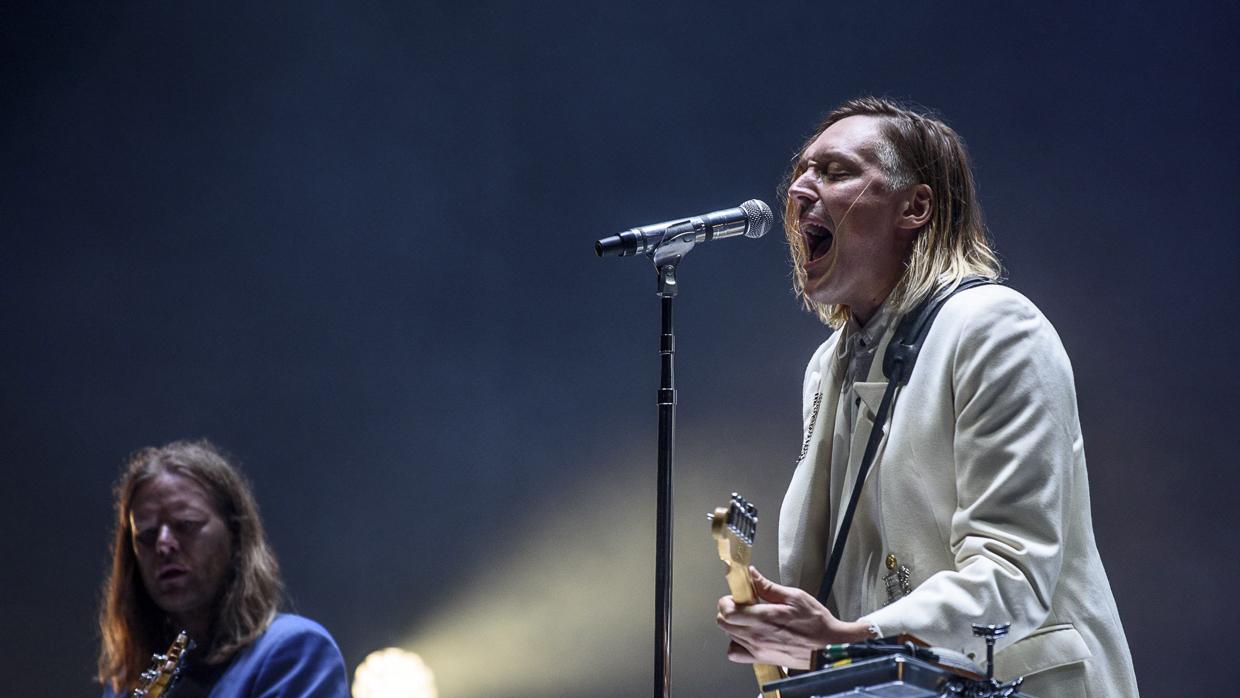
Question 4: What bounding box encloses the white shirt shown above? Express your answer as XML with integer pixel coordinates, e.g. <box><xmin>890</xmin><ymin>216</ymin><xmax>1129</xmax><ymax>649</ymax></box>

<box><xmin>826</xmin><ymin>300</ymin><xmax>895</xmax><ymax>619</ymax></box>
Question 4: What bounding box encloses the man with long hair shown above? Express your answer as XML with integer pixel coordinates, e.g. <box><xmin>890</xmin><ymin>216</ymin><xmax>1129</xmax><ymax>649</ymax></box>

<box><xmin>97</xmin><ymin>439</ymin><xmax>348</xmax><ymax>697</ymax></box>
<box><xmin>715</xmin><ymin>98</ymin><xmax>1138</xmax><ymax>695</ymax></box>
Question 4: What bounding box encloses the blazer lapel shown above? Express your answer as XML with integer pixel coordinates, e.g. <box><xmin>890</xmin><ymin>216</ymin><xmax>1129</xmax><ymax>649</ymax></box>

<box><xmin>780</xmin><ymin>341</ymin><xmax>845</xmax><ymax>593</ymax></box>
<box><xmin>831</xmin><ymin>325</ymin><xmax>898</xmax><ymax>543</ymax></box>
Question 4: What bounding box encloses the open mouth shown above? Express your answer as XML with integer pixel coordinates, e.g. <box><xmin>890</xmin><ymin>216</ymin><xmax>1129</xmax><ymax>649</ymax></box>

<box><xmin>803</xmin><ymin>222</ymin><xmax>833</xmax><ymax>263</ymax></box>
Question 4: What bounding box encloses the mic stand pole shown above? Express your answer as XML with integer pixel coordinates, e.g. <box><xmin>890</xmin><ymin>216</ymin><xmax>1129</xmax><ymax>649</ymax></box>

<box><xmin>650</xmin><ymin>236</ymin><xmax>694</xmax><ymax>698</ymax></box>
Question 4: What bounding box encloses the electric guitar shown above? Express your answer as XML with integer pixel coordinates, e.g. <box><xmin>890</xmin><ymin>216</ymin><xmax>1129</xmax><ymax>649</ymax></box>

<box><xmin>710</xmin><ymin>492</ymin><xmax>787</xmax><ymax>698</ymax></box>
<box><xmin>131</xmin><ymin>631</ymin><xmax>191</xmax><ymax>698</ymax></box>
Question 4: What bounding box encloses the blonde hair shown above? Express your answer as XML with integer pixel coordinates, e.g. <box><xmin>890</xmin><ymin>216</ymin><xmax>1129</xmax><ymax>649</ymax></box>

<box><xmin>781</xmin><ymin>97</ymin><xmax>1002</xmax><ymax>327</ymax></box>
<box><xmin>97</xmin><ymin>439</ymin><xmax>285</xmax><ymax>693</ymax></box>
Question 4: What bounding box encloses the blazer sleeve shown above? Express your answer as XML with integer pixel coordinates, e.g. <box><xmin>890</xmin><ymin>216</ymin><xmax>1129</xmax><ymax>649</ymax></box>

<box><xmin>863</xmin><ymin>291</ymin><xmax>1080</xmax><ymax>649</ymax></box>
<box><xmin>248</xmin><ymin>617</ymin><xmax>350</xmax><ymax>698</ymax></box>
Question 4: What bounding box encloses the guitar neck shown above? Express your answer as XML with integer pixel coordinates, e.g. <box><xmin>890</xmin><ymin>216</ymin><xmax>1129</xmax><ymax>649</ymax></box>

<box><xmin>721</xmin><ymin>559</ymin><xmax>785</xmax><ymax>698</ymax></box>
<box><xmin>711</xmin><ymin>494</ymin><xmax>786</xmax><ymax>698</ymax></box>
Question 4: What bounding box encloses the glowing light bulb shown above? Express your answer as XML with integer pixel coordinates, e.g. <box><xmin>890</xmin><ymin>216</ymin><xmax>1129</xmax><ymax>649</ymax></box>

<box><xmin>352</xmin><ymin>647</ymin><xmax>437</xmax><ymax>698</ymax></box>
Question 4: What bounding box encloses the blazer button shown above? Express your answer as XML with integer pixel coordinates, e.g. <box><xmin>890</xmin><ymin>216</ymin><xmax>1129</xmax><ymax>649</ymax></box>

<box><xmin>886</xmin><ymin>553</ymin><xmax>898</xmax><ymax>570</ymax></box>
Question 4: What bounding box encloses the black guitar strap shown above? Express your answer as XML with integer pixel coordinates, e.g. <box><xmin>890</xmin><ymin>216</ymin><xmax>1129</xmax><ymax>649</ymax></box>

<box><xmin>815</xmin><ymin>276</ymin><xmax>996</xmax><ymax>605</ymax></box>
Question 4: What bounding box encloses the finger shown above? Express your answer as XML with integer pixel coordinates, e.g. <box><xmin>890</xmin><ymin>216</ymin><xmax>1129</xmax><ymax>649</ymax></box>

<box><xmin>726</xmin><ymin>640</ymin><xmax>757</xmax><ymax>664</ymax></box>
<box><xmin>749</xmin><ymin>566</ymin><xmax>798</xmax><ymax>604</ymax></box>
<box><xmin>717</xmin><ymin>602</ymin><xmax>776</xmax><ymax>628</ymax></box>
<box><xmin>733</xmin><ymin>638</ymin><xmax>809</xmax><ymax>669</ymax></box>
<box><xmin>717</xmin><ymin>614</ymin><xmax>784</xmax><ymax>654</ymax></box>
<box><xmin>716</xmin><ymin>607</ymin><xmax>765</xmax><ymax>637</ymax></box>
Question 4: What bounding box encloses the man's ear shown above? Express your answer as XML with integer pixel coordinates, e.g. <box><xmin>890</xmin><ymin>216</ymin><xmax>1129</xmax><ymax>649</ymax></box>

<box><xmin>897</xmin><ymin>184</ymin><xmax>933</xmax><ymax>230</ymax></box>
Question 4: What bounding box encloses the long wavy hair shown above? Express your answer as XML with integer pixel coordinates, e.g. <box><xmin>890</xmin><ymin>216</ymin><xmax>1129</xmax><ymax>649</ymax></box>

<box><xmin>97</xmin><ymin>439</ymin><xmax>285</xmax><ymax>693</ymax></box>
<box><xmin>781</xmin><ymin>96</ymin><xmax>1002</xmax><ymax>327</ymax></box>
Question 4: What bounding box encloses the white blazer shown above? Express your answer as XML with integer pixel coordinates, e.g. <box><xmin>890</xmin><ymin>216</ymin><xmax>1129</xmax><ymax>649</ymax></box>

<box><xmin>778</xmin><ymin>285</ymin><xmax>1138</xmax><ymax>696</ymax></box>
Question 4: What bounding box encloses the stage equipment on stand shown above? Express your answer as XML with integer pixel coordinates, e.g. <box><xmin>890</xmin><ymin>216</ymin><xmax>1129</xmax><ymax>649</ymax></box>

<box><xmin>768</xmin><ymin>627</ymin><xmax>1030</xmax><ymax>698</ymax></box>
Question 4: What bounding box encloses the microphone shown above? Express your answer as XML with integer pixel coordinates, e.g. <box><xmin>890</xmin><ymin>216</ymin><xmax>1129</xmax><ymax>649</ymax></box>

<box><xmin>594</xmin><ymin>199</ymin><xmax>773</xmax><ymax>257</ymax></box>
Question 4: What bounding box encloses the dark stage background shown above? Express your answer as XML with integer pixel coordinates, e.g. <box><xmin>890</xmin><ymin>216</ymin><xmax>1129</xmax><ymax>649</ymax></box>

<box><xmin>3</xmin><ymin>2</ymin><xmax>1237</xmax><ymax>695</ymax></box>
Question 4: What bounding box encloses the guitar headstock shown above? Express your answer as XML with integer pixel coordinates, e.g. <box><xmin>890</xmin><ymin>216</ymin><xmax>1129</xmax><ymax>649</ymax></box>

<box><xmin>133</xmin><ymin>631</ymin><xmax>192</xmax><ymax>698</ymax></box>
<box><xmin>709</xmin><ymin>492</ymin><xmax>757</xmax><ymax>568</ymax></box>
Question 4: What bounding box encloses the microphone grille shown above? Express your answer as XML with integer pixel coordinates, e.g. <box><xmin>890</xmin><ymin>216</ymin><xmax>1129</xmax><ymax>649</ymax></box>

<box><xmin>740</xmin><ymin>199</ymin><xmax>773</xmax><ymax>239</ymax></box>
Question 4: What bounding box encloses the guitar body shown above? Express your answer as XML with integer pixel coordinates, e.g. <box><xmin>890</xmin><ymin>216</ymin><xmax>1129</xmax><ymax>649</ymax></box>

<box><xmin>710</xmin><ymin>493</ymin><xmax>787</xmax><ymax>698</ymax></box>
<box><xmin>132</xmin><ymin>631</ymin><xmax>191</xmax><ymax>698</ymax></box>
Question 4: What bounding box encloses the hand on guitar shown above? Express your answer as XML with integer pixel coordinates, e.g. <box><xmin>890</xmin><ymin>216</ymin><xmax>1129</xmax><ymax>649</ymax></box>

<box><xmin>716</xmin><ymin>566</ymin><xmax>874</xmax><ymax>670</ymax></box>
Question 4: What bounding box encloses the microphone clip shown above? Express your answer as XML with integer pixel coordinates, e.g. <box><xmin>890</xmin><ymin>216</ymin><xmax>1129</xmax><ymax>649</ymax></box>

<box><xmin>653</xmin><ymin>235</ymin><xmax>696</xmax><ymax>298</ymax></box>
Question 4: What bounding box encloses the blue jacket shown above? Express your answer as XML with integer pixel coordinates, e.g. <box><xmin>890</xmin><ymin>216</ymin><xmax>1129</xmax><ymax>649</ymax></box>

<box><xmin>105</xmin><ymin>613</ymin><xmax>348</xmax><ymax>697</ymax></box>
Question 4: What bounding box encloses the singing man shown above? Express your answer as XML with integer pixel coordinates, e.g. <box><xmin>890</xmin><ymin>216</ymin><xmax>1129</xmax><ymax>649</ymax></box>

<box><xmin>715</xmin><ymin>97</ymin><xmax>1138</xmax><ymax>696</ymax></box>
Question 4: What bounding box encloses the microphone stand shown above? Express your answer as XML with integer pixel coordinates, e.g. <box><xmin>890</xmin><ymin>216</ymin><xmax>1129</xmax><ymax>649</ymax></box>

<box><xmin>650</xmin><ymin>236</ymin><xmax>695</xmax><ymax>698</ymax></box>
<box><xmin>596</xmin><ymin>201</ymin><xmax>769</xmax><ymax>697</ymax></box>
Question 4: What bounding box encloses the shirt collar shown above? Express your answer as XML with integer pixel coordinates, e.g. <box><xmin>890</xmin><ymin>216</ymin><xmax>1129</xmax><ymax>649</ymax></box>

<box><xmin>836</xmin><ymin>296</ymin><xmax>896</xmax><ymax>359</ymax></box>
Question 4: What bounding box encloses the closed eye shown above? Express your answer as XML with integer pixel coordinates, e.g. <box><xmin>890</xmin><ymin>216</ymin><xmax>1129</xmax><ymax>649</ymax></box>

<box><xmin>131</xmin><ymin>519</ymin><xmax>205</xmax><ymax>546</ymax></box>
<box><xmin>173</xmin><ymin>519</ymin><xmax>205</xmax><ymax>535</ymax></box>
<box><xmin>134</xmin><ymin>527</ymin><xmax>158</xmax><ymax>547</ymax></box>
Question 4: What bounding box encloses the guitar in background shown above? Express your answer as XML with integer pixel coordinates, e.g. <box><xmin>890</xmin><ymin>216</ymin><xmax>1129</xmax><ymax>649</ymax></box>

<box><xmin>131</xmin><ymin>631</ymin><xmax>191</xmax><ymax>698</ymax></box>
<box><xmin>710</xmin><ymin>493</ymin><xmax>787</xmax><ymax>698</ymax></box>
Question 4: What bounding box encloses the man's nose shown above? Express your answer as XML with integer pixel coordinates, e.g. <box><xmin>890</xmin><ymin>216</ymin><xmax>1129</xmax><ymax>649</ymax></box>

<box><xmin>155</xmin><ymin>524</ymin><xmax>177</xmax><ymax>555</ymax></box>
<box><xmin>788</xmin><ymin>169</ymin><xmax>819</xmax><ymax>207</ymax></box>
